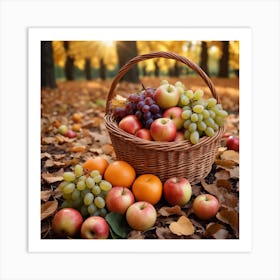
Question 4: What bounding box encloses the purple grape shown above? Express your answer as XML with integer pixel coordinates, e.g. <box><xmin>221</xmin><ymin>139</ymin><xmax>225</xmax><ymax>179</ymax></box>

<box><xmin>152</xmin><ymin>113</ymin><xmax>162</xmax><ymax>120</ymax></box>
<box><xmin>142</xmin><ymin>105</ymin><xmax>150</xmax><ymax>113</ymax></box>
<box><xmin>113</xmin><ymin>107</ymin><xmax>126</xmax><ymax>118</ymax></box>
<box><xmin>143</xmin><ymin>111</ymin><xmax>152</xmax><ymax>120</ymax></box>
<box><xmin>144</xmin><ymin>118</ymin><xmax>154</xmax><ymax>129</ymax></box>
<box><xmin>137</xmin><ymin>100</ymin><xmax>145</xmax><ymax>110</ymax></box>
<box><xmin>150</xmin><ymin>104</ymin><xmax>160</xmax><ymax>114</ymax></box>
<box><xmin>145</xmin><ymin>88</ymin><xmax>155</xmax><ymax>98</ymax></box>
<box><xmin>127</xmin><ymin>93</ymin><xmax>139</xmax><ymax>102</ymax></box>
<box><xmin>135</xmin><ymin>110</ymin><xmax>143</xmax><ymax>120</ymax></box>
<box><xmin>144</xmin><ymin>97</ymin><xmax>154</xmax><ymax>106</ymax></box>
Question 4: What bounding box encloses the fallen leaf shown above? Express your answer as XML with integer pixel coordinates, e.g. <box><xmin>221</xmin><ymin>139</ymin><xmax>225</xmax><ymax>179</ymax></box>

<box><xmin>216</xmin><ymin>179</ymin><xmax>231</xmax><ymax>190</ymax></box>
<box><xmin>70</xmin><ymin>145</ymin><xmax>87</xmax><ymax>153</ymax></box>
<box><xmin>156</xmin><ymin>227</ymin><xmax>177</xmax><ymax>239</ymax></box>
<box><xmin>216</xmin><ymin>208</ymin><xmax>239</xmax><ymax>233</ymax></box>
<box><xmin>206</xmin><ymin>223</ymin><xmax>229</xmax><ymax>239</ymax></box>
<box><xmin>201</xmin><ymin>179</ymin><xmax>223</xmax><ymax>202</ymax></box>
<box><xmin>215</xmin><ymin>159</ymin><xmax>237</xmax><ymax>169</ymax></box>
<box><xmin>41</xmin><ymin>190</ymin><xmax>52</xmax><ymax>202</ymax></box>
<box><xmin>158</xmin><ymin>205</ymin><xmax>186</xmax><ymax>217</ymax></box>
<box><xmin>220</xmin><ymin>150</ymin><xmax>239</xmax><ymax>164</ymax></box>
<box><xmin>42</xmin><ymin>168</ymin><xmax>64</xmax><ymax>183</ymax></box>
<box><xmin>102</xmin><ymin>143</ymin><xmax>114</xmax><ymax>155</ymax></box>
<box><xmin>229</xmin><ymin>166</ymin><xmax>239</xmax><ymax>178</ymax></box>
<box><xmin>44</xmin><ymin>159</ymin><xmax>65</xmax><ymax>168</ymax></box>
<box><xmin>41</xmin><ymin>200</ymin><xmax>58</xmax><ymax>220</ymax></box>
<box><xmin>169</xmin><ymin>216</ymin><xmax>195</xmax><ymax>236</ymax></box>
<box><xmin>215</xmin><ymin>169</ymin><xmax>230</xmax><ymax>180</ymax></box>
<box><xmin>127</xmin><ymin>230</ymin><xmax>145</xmax><ymax>239</ymax></box>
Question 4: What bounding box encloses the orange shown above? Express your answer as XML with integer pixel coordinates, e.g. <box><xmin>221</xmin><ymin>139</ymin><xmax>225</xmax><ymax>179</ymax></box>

<box><xmin>72</xmin><ymin>113</ymin><xmax>83</xmax><ymax>123</ymax></box>
<box><xmin>82</xmin><ymin>157</ymin><xmax>109</xmax><ymax>176</ymax></box>
<box><xmin>132</xmin><ymin>174</ymin><xmax>162</xmax><ymax>205</ymax></box>
<box><xmin>104</xmin><ymin>161</ymin><xmax>136</xmax><ymax>188</ymax></box>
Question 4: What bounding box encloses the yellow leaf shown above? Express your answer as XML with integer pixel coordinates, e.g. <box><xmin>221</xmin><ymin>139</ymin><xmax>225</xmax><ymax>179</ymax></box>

<box><xmin>169</xmin><ymin>216</ymin><xmax>195</xmax><ymax>236</ymax></box>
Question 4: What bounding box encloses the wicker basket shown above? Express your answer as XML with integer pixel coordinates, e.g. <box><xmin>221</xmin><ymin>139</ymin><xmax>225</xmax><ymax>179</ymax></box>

<box><xmin>104</xmin><ymin>51</ymin><xmax>225</xmax><ymax>183</ymax></box>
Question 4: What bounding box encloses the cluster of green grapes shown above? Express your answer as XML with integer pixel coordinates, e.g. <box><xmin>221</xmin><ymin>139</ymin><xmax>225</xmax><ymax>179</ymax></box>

<box><xmin>177</xmin><ymin>84</ymin><xmax>228</xmax><ymax>144</ymax></box>
<box><xmin>58</xmin><ymin>164</ymin><xmax>112</xmax><ymax>217</ymax></box>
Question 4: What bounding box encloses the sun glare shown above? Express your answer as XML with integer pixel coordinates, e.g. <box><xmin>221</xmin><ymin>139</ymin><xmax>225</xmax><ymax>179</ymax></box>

<box><xmin>102</xmin><ymin>40</ymin><xmax>114</xmax><ymax>47</ymax></box>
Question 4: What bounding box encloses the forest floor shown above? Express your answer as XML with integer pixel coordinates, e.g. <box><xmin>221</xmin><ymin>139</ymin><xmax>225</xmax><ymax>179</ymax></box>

<box><xmin>41</xmin><ymin>76</ymin><xmax>239</xmax><ymax>239</ymax></box>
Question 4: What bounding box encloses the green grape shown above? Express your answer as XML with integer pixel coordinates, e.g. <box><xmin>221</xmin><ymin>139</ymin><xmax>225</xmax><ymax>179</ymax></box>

<box><xmin>72</xmin><ymin>197</ymin><xmax>83</xmax><ymax>209</ymax></box>
<box><xmin>99</xmin><ymin>208</ymin><xmax>107</xmax><ymax>217</ymax></box>
<box><xmin>81</xmin><ymin>188</ymin><xmax>91</xmax><ymax>198</ymax></box>
<box><xmin>191</xmin><ymin>113</ymin><xmax>199</xmax><ymax>122</ymax></box>
<box><xmin>209</xmin><ymin>110</ymin><xmax>216</xmax><ymax>119</ymax></box>
<box><xmin>78</xmin><ymin>175</ymin><xmax>86</xmax><ymax>182</ymax></box>
<box><xmin>188</xmin><ymin>122</ymin><xmax>197</xmax><ymax>132</ymax></box>
<box><xmin>212</xmin><ymin>123</ymin><xmax>219</xmax><ymax>131</ymax></box>
<box><xmin>63</xmin><ymin>192</ymin><xmax>72</xmax><ymax>200</ymax></box>
<box><xmin>57</xmin><ymin>181</ymin><xmax>68</xmax><ymax>192</ymax></box>
<box><xmin>100</xmin><ymin>190</ymin><xmax>109</xmax><ymax>198</ymax></box>
<box><xmin>86</xmin><ymin>177</ymin><xmax>95</xmax><ymax>189</ymax></box>
<box><xmin>92</xmin><ymin>185</ymin><xmax>101</xmax><ymax>195</ymax></box>
<box><xmin>197</xmin><ymin>121</ymin><xmax>207</xmax><ymax>131</ymax></box>
<box><xmin>94</xmin><ymin>196</ymin><xmax>105</xmax><ymax>209</ymax></box>
<box><xmin>99</xmin><ymin>180</ymin><xmax>112</xmax><ymax>191</ymax></box>
<box><xmin>175</xmin><ymin>81</ymin><xmax>184</xmax><ymax>88</ymax></box>
<box><xmin>201</xmin><ymin>109</ymin><xmax>210</xmax><ymax>119</ymax></box>
<box><xmin>90</xmin><ymin>170</ymin><xmax>100</xmax><ymax>178</ymax></box>
<box><xmin>63</xmin><ymin>183</ymin><xmax>75</xmax><ymax>194</ymax></box>
<box><xmin>181</xmin><ymin>109</ymin><xmax>192</xmax><ymax>120</ymax></box>
<box><xmin>93</xmin><ymin>174</ymin><xmax>102</xmax><ymax>184</ymax></box>
<box><xmin>74</xmin><ymin>164</ymin><xmax>83</xmax><ymax>177</ymax></box>
<box><xmin>205</xmin><ymin>117</ymin><xmax>215</xmax><ymax>127</ymax></box>
<box><xmin>215</xmin><ymin>116</ymin><xmax>225</xmax><ymax>126</ymax></box>
<box><xmin>190</xmin><ymin>131</ymin><xmax>200</xmax><ymax>144</ymax></box>
<box><xmin>183</xmin><ymin>119</ymin><xmax>191</xmax><ymax>129</ymax></box>
<box><xmin>217</xmin><ymin>109</ymin><xmax>228</xmax><ymax>118</ymax></box>
<box><xmin>80</xmin><ymin>205</ymin><xmax>89</xmax><ymax>217</ymax></box>
<box><xmin>61</xmin><ymin>200</ymin><xmax>72</xmax><ymax>209</ymax></box>
<box><xmin>205</xmin><ymin>127</ymin><xmax>215</xmax><ymax>137</ymax></box>
<box><xmin>93</xmin><ymin>209</ymin><xmax>101</xmax><ymax>216</ymax></box>
<box><xmin>88</xmin><ymin>203</ymin><xmax>98</xmax><ymax>215</ymax></box>
<box><xmin>63</xmin><ymin>172</ymin><xmax>76</xmax><ymax>182</ymax></box>
<box><xmin>197</xmin><ymin>113</ymin><xmax>203</xmax><ymax>121</ymax></box>
<box><xmin>182</xmin><ymin>105</ymin><xmax>191</xmax><ymax>111</ymax></box>
<box><xmin>193</xmin><ymin>104</ymin><xmax>204</xmax><ymax>114</ymax></box>
<box><xmin>186</xmin><ymin>90</ymin><xmax>194</xmax><ymax>99</ymax></box>
<box><xmin>180</xmin><ymin>95</ymin><xmax>190</xmax><ymax>106</ymax></box>
<box><xmin>76</xmin><ymin>180</ymin><xmax>86</xmax><ymax>191</ymax></box>
<box><xmin>71</xmin><ymin>189</ymin><xmax>81</xmax><ymax>201</ymax></box>
<box><xmin>184</xmin><ymin>130</ymin><xmax>190</xmax><ymax>140</ymax></box>
<box><xmin>84</xmin><ymin>192</ymin><xmax>94</xmax><ymax>205</ymax></box>
<box><xmin>193</xmin><ymin>89</ymin><xmax>204</xmax><ymax>100</ymax></box>
<box><xmin>207</xmin><ymin>98</ymin><xmax>217</xmax><ymax>108</ymax></box>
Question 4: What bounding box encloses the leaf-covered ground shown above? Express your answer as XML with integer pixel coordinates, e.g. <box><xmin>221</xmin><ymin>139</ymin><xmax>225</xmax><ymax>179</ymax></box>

<box><xmin>41</xmin><ymin>77</ymin><xmax>239</xmax><ymax>239</ymax></box>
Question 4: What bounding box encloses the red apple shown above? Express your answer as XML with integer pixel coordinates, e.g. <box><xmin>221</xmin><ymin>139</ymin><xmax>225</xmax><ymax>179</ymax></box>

<box><xmin>126</xmin><ymin>201</ymin><xmax>157</xmax><ymax>231</ymax></box>
<box><xmin>52</xmin><ymin>208</ymin><xmax>83</xmax><ymax>238</ymax></box>
<box><xmin>150</xmin><ymin>118</ymin><xmax>177</xmax><ymax>141</ymax></box>
<box><xmin>226</xmin><ymin>136</ymin><xmax>239</xmax><ymax>152</ymax></box>
<box><xmin>118</xmin><ymin>115</ymin><xmax>142</xmax><ymax>135</ymax></box>
<box><xmin>105</xmin><ymin>186</ymin><xmax>135</xmax><ymax>215</ymax></box>
<box><xmin>163</xmin><ymin>177</ymin><xmax>192</xmax><ymax>206</ymax></box>
<box><xmin>80</xmin><ymin>216</ymin><xmax>109</xmax><ymax>239</ymax></box>
<box><xmin>154</xmin><ymin>84</ymin><xmax>180</xmax><ymax>109</ymax></box>
<box><xmin>135</xmin><ymin>128</ymin><xmax>152</xmax><ymax>141</ymax></box>
<box><xmin>174</xmin><ymin>131</ymin><xmax>185</xmax><ymax>142</ymax></box>
<box><xmin>192</xmin><ymin>194</ymin><xmax>219</xmax><ymax>220</ymax></box>
<box><xmin>65</xmin><ymin>129</ymin><xmax>76</xmax><ymax>138</ymax></box>
<box><xmin>163</xmin><ymin>107</ymin><xmax>184</xmax><ymax>130</ymax></box>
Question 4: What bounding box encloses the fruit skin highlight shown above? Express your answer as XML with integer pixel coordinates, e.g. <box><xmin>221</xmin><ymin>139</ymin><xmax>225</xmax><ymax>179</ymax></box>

<box><xmin>126</xmin><ymin>201</ymin><xmax>157</xmax><ymax>231</ymax></box>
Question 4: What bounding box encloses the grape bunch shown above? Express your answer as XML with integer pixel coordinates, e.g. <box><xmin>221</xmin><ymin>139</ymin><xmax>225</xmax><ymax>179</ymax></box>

<box><xmin>58</xmin><ymin>164</ymin><xmax>112</xmax><ymax>218</ymax></box>
<box><xmin>180</xmin><ymin>89</ymin><xmax>228</xmax><ymax>144</ymax></box>
<box><xmin>113</xmin><ymin>87</ymin><xmax>163</xmax><ymax>128</ymax></box>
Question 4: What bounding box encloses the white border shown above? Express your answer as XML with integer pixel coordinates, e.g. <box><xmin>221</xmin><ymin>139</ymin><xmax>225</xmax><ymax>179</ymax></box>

<box><xmin>28</xmin><ymin>27</ymin><xmax>252</xmax><ymax>253</ymax></box>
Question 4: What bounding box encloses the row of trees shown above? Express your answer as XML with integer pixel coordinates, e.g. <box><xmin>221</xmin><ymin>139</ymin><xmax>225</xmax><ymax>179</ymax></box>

<box><xmin>41</xmin><ymin>40</ymin><xmax>239</xmax><ymax>88</ymax></box>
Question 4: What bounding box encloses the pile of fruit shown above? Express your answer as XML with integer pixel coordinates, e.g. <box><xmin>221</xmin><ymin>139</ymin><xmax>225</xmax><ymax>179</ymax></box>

<box><xmin>52</xmin><ymin>156</ymin><xmax>220</xmax><ymax>239</ymax></box>
<box><xmin>112</xmin><ymin>80</ymin><xmax>228</xmax><ymax>144</ymax></box>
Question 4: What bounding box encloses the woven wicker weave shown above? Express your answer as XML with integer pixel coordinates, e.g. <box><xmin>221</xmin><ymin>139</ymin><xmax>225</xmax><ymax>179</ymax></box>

<box><xmin>104</xmin><ymin>51</ymin><xmax>225</xmax><ymax>183</ymax></box>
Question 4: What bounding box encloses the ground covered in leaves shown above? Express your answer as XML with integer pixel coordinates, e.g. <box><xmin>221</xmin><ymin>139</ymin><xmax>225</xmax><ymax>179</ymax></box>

<box><xmin>41</xmin><ymin>77</ymin><xmax>239</xmax><ymax>239</ymax></box>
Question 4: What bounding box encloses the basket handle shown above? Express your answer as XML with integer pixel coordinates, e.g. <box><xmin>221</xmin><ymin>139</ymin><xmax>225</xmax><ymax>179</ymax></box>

<box><xmin>106</xmin><ymin>51</ymin><xmax>219</xmax><ymax>113</ymax></box>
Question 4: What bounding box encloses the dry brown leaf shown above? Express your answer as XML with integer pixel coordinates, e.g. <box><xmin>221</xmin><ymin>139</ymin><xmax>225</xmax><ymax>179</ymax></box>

<box><xmin>206</xmin><ymin>223</ymin><xmax>229</xmax><ymax>239</ymax></box>
<box><xmin>229</xmin><ymin>166</ymin><xmax>239</xmax><ymax>178</ymax></box>
<box><xmin>201</xmin><ymin>179</ymin><xmax>223</xmax><ymax>202</ymax></box>
<box><xmin>158</xmin><ymin>205</ymin><xmax>186</xmax><ymax>217</ymax></box>
<box><xmin>42</xmin><ymin>168</ymin><xmax>64</xmax><ymax>183</ymax></box>
<box><xmin>41</xmin><ymin>200</ymin><xmax>58</xmax><ymax>220</ymax></box>
<box><xmin>215</xmin><ymin>159</ymin><xmax>237</xmax><ymax>169</ymax></box>
<box><xmin>127</xmin><ymin>230</ymin><xmax>145</xmax><ymax>239</ymax></box>
<box><xmin>44</xmin><ymin>159</ymin><xmax>65</xmax><ymax>168</ymax></box>
<box><xmin>216</xmin><ymin>179</ymin><xmax>231</xmax><ymax>190</ymax></box>
<box><xmin>169</xmin><ymin>216</ymin><xmax>195</xmax><ymax>236</ymax></box>
<box><xmin>220</xmin><ymin>150</ymin><xmax>239</xmax><ymax>164</ymax></box>
<box><xmin>215</xmin><ymin>169</ymin><xmax>230</xmax><ymax>180</ymax></box>
<box><xmin>41</xmin><ymin>190</ymin><xmax>52</xmax><ymax>202</ymax></box>
<box><xmin>216</xmin><ymin>208</ymin><xmax>239</xmax><ymax>233</ymax></box>
<box><xmin>70</xmin><ymin>145</ymin><xmax>87</xmax><ymax>153</ymax></box>
<box><xmin>41</xmin><ymin>152</ymin><xmax>52</xmax><ymax>159</ymax></box>
<box><xmin>102</xmin><ymin>143</ymin><xmax>114</xmax><ymax>155</ymax></box>
<box><xmin>156</xmin><ymin>227</ymin><xmax>177</xmax><ymax>239</ymax></box>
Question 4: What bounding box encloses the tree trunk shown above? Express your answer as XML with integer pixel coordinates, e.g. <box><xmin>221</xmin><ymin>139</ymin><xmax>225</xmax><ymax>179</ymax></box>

<box><xmin>169</xmin><ymin>62</ymin><xmax>180</xmax><ymax>77</ymax></box>
<box><xmin>154</xmin><ymin>60</ymin><xmax>159</xmax><ymax>77</ymax></box>
<box><xmin>218</xmin><ymin>41</ymin><xmax>229</xmax><ymax>77</ymax></box>
<box><xmin>200</xmin><ymin>41</ymin><xmax>209</xmax><ymax>75</ymax></box>
<box><xmin>99</xmin><ymin>58</ymin><xmax>106</xmax><ymax>80</ymax></box>
<box><xmin>41</xmin><ymin>41</ymin><xmax>56</xmax><ymax>89</ymax></box>
<box><xmin>63</xmin><ymin>41</ymin><xmax>75</xmax><ymax>81</ymax></box>
<box><xmin>116</xmin><ymin>41</ymin><xmax>139</xmax><ymax>83</ymax></box>
<box><xmin>85</xmin><ymin>58</ymin><xmax>92</xmax><ymax>80</ymax></box>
